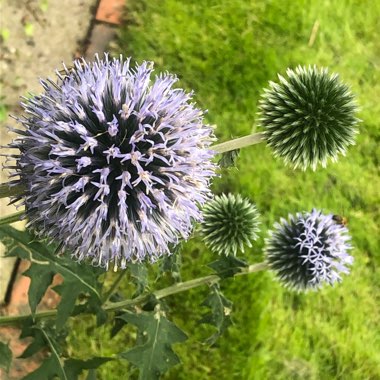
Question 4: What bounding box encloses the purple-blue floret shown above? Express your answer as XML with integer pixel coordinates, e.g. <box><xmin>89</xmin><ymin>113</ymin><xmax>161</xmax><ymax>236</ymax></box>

<box><xmin>265</xmin><ymin>209</ymin><xmax>353</xmax><ymax>290</ymax></box>
<box><xmin>8</xmin><ymin>54</ymin><xmax>216</xmax><ymax>269</ymax></box>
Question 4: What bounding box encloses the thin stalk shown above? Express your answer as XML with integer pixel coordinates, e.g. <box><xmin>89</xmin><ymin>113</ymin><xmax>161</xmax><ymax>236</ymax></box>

<box><xmin>212</xmin><ymin>132</ymin><xmax>265</xmax><ymax>154</ymax></box>
<box><xmin>0</xmin><ymin>262</ymin><xmax>268</xmax><ymax>326</ymax></box>
<box><xmin>102</xmin><ymin>270</ymin><xmax>128</xmax><ymax>304</ymax></box>
<box><xmin>0</xmin><ymin>211</ymin><xmax>24</xmax><ymax>226</ymax></box>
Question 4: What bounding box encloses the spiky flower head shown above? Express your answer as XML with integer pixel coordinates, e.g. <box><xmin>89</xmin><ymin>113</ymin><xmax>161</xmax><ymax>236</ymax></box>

<box><xmin>7</xmin><ymin>54</ymin><xmax>216</xmax><ymax>269</ymax></box>
<box><xmin>201</xmin><ymin>193</ymin><xmax>260</xmax><ymax>256</ymax></box>
<box><xmin>265</xmin><ymin>209</ymin><xmax>353</xmax><ymax>291</ymax></box>
<box><xmin>259</xmin><ymin>66</ymin><xmax>359</xmax><ymax>170</ymax></box>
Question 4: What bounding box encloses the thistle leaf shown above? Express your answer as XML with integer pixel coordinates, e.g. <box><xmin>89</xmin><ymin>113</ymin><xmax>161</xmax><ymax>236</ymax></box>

<box><xmin>218</xmin><ymin>149</ymin><xmax>240</xmax><ymax>168</ymax></box>
<box><xmin>17</xmin><ymin>318</ymin><xmax>110</xmax><ymax>380</ymax></box>
<box><xmin>127</xmin><ymin>262</ymin><xmax>148</xmax><ymax>297</ymax></box>
<box><xmin>119</xmin><ymin>307</ymin><xmax>187</xmax><ymax>380</ymax></box>
<box><xmin>0</xmin><ymin>341</ymin><xmax>12</xmax><ymax>373</ymax></box>
<box><xmin>208</xmin><ymin>255</ymin><xmax>248</xmax><ymax>279</ymax></box>
<box><xmin>158</xmin><ymin>244</ymin><xmax>182</xmax><ymax>282</ymax></box>
<box><xmin>20</xmin><ymin>322</ymin><xmax>67</xmax><ymax>380</ymax></box>
<box><xmin>0</xmin><ymin>225</ymin><xmax>104</xmax><ymax>329</ymax></box>
<box><xmin>199</xmin><ymin>284</ymin><xmax>233</xmax><ymax>345</ymax></box>
<box><xmin>22</xmin><ymin>356</ymin><xmax>65</xmax><ymax>380</ymax></box>
<box><xmin>63</xmin><ymin>357</ymin><xmax>114</xmax><ymax>380</ymax></box>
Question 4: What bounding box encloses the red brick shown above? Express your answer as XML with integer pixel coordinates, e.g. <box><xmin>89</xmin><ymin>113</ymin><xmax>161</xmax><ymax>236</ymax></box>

<box><xmin>96</xmin><ymin>0</ymin><xmax>124</xmax><ymax>25</ymax></box>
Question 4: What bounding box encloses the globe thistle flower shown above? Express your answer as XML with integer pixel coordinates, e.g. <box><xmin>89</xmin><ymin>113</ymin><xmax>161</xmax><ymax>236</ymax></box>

<box><xmin>259</xmin><ymin>66</ymin><xmax>359</xmax><ymax>170</ymax></box>
<box><xmin>7</xmin><ymin>54</ymin><xmax>216</xmax><ymax>269</ymax></box>
<box><xmin>265</xmin><ymin>209</ymin><xmax>353</xmax><ymax>291</ymax></box>
<box><xmin>201</xmin><ymin>193</ymin><xmax>260</xmax><ymax>256</ymax></box>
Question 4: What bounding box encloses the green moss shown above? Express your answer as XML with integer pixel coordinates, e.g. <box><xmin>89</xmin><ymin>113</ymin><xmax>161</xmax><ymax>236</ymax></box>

<box><xmin>69</xmin><ymin>0</ymin><xmax>379</xmax><ymax>378</ymax></box>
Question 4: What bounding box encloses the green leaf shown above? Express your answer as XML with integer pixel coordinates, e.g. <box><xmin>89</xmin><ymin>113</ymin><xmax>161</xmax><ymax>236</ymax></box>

<box><xmin>0</xmin><ymin>225</ymin><xmax>104</xmax><ymax>329</ymax></box>
<box><xmin>158</xmin><ymin>244</ymin><xmax>182</xmax><ymax>282</ymax></box>
<box><xmin>109</xmin><ymin>293</ymin><xmax>127</xmax><ymax>338</ymax></box>
<box><xmin>128</xmin><ymin>262</ymin><xmax>148</xmax><ymax>297</ymax></box>
<box><xmin>199</xmin><ymin>283</ymin><xmax>233</xmax><ymax>345</ymax></box>
<box><xmin>63</xmin><ymin>357</ymin><xmax>113</xmax><ymax>380</ymax></box>
<box><xmin>218</xmin><ymin>149</ymin><xmax>240</xmax><ymax>168</ymax></box>
<box><xmin>23</xmin><ymin>356</ymin><xmax>65</xmax><ymax>380</ymax></box>
<box><xmin>0</xmin><ymin>341</ymin><xmax>12</xmax><ymax>373</ymax></box>
<box><xmin>20</xmin><ymin>322</ymin><xmax>68</xmax><ymax>380</ymax></box>
<box><xmin>19</xmin><ymin>320</ymin><xmax>67</xmax><ymax>359</ymax></box>
<box><xmin>17</xmin><ymin>319</ymin><xmax>109</xmax><ymax>380</ymax></box>
<box><xmin>23</xmin><ymin>266</ymin><xmax>55</xmax><ymax>315</ymax></box>
<box><xmin>119</xmin><ymin>307</ymin><xmax>187</xmax><ymax>380</ymax></box>
<box><xmin>208</xmin><ymin>255</ymin><xmax>248</xmax><ymax>279</ymax></box>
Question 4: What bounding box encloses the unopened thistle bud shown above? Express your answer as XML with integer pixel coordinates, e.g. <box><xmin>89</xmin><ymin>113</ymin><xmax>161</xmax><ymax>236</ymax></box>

<box><xmin>201</xmin><ymin>193</ymin><xmax>260</xmax><ymax>256</ymax></box>
<box><xmin>265</xmin><ymin>209</ymin><xmax>353</xmax><ymax>291</ymax></box>
<box><xmin>259</xmin><ymin>66</ymin><xmax>359</xmax><ymax>170</ymax></box>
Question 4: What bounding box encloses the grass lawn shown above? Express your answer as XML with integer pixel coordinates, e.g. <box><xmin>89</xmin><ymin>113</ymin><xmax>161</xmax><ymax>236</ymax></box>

<box><xmin>68</xmin><ymin>0</ymin><xmax>379</xmax><ymax>378</ymax></box>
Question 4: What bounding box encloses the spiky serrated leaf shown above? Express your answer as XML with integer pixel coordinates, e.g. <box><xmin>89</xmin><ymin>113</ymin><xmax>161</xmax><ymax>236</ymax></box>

<box><xmin>208</xmin><ymin>255</ymin><xmax>248</xmax><ymax>279</ymax></box>
<box><xmin>119</xmin><ymin>307</ymin><xmax>187</xmax><ymax>380</ymax></box>
<box><xmin>199</xmin><ymin>284</ymin><xmax>233</xmax><ymax>345</ymax></box>
<box><xmin>63</xmin><ymin>357</ymin><xmax>113</xmax><ymax>380</ymax></box>
<box><xmin>218</xmin><ymin>149</ymin><xmax>240</xmax><ymax>168</ymax></box>
<box><xmin>23</xmin><ymin>266</ymin><xmax>55</xmax><ymax>315</ymax></box>
<box><xmin>127</xmin><ymin>262</ymin><xmax>148</xmax><ymax>297</ymax></box>
<box><xmin>0</xmin><ymin>225</ymin><xmax>104</xmax><ymax>329</ymax></box>
<box><xmin>22</xmin><ymin>356</ymin><xmax>65</xmax><ymax>380</ymax></box>
<box><xmin>19</xmin><ymin>319</ymin><xmax>67</xmax><ymax>359</ymax></box>
<box><xmin>0</xmin><ymin>341</ymin><xmax>12</xmax><ymax>373</ymax></box>
<box><xmin>158</xmin><ymin>244</ymin><xmax>182</xmax><ymax>282</ymax></box>
<box><xmin>17</xmin><ymin>319</ymin><xmax>109</xmax><ymax>380</ymax></box>
<box><xmin>20</xmin><ymin>323</ymin><xmax>67</xmax><ymax>380</ymax></box>
<box><xmin>86</xmin><ymin>369</ymin><xmax>97</xmax><ymax>380</ymax></box>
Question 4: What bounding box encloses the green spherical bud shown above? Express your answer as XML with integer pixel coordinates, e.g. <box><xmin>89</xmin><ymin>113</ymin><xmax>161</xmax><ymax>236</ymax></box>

<box><xmin>201</xmin><ymin>193</ymin><xmax>260</xmax><ymax>256</ymax></box>
<box><xmin>259</xmin><ymin>65</ymin><xmax>359</xmax><ymax>170</ymax></box>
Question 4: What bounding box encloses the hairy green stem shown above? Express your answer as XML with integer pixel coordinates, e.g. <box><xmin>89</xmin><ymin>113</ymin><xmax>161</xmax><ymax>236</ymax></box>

<box><xmin>0</xmin><ymin>262</ymin><xmax>268</xmax><ymax>326</ymax></box>
<box><xmin>0</xmin><ymin>211</ymin><xmax>24</xmax><ymax>226</ymax></box>
<box><xmin>211</xmin><ymin>132</ymin><xmax>265</xmax><ymax>154</ymax></box>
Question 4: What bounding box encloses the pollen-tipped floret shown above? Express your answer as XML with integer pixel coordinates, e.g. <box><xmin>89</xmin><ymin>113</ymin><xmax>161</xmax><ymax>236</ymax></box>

<box><xmin>8</xmin><ymin>54</ymin><xmax>216</xmax><ymax>269</ymax></box>
<box><xmin>259</xmin><ymin>66</ymin><xmax>359</xmax><ymax>170</ymax></box>
<box><xmin>265</xmin><ymin>209</ymin><xmax>353</xmax><ymax>291</ymax></box>
<box><xmin>201</xmin><ymin>193</ymin><xmax>260</xmax><ymax>256</ymax></box>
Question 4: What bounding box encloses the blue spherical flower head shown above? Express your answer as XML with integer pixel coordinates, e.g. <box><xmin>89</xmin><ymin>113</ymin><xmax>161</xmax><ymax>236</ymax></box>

<box><xmin>8</xmin><ymin>54</ymin><xmax>216</xmax><ymax>269</ymax></box>
<box><xmin>265</xmin><ymin>209</ymin><xmax>353</xmax><ymax>291</ymax></box>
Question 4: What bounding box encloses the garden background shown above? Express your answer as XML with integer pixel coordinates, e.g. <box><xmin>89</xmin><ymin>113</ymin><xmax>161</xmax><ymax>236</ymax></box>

<box><xmin>70</xmin><ymin>1</ymin><xmax>380</xmax><ymax>379</ymax></box>
<box><xmin>1</xmin><ymin>0</ymin><xmax>379</xmax><ymax>379</ymax></box>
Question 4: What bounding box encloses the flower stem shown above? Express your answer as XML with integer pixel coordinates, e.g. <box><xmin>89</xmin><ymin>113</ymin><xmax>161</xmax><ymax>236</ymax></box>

<box><xmin>0</xmin><ymin>262</ymin><xmax>268</xmax><ymax>326</ymax></box>
<box><xmin>0</xmin><ymin>211</ymin><xmax>24</xmax><ymax>226</ymax></box>
<box><xmin>212</xmin><ymin>132</ymin><xmax>265</xmax><ymax>154</ymax></box>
